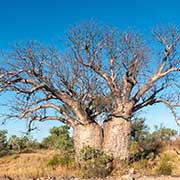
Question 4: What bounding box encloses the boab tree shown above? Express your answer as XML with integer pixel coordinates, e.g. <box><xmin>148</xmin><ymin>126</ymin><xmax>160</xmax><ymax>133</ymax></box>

<box><xmin>0</xmin><ymin>23</ymin><xmax>180</xmax><ymax>160</ymax></box>
<box><xmin>0</xmin><ymin>42</ymin><xmax>110</xmax><ymax>157</ymax></box>
<box><xmin>67</xmin><ymin>23</ymin><xmax>180</xmax><ymax>159</ymax></box>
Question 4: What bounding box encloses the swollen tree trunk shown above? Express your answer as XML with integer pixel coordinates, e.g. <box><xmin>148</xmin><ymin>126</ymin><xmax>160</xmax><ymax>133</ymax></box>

<box><xmin>73</xmin><ymin>122</ymin><xmax>103</xmax><ymax>158</ymax></box>
<box><xmin>103</xmin><ymin>117</ymin><xmax>131</xmax><ymax>160</ymax></box>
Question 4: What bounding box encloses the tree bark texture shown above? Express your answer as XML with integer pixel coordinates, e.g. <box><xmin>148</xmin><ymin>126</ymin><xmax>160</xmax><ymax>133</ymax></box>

<box><xmin>73</xmin><ymin>122</ymin><xmax>103</xmax><ymax>157</ymax></box>
<box><xmin>102</xmin><ymin>117</ymin><xmax>131</xmax><ymax>160</ymax></box>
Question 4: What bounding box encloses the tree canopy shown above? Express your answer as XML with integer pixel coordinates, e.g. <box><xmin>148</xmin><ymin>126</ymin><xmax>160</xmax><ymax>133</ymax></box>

<box><xmin>0</xmin><ymin>22</ymin><xmax>179</xmax><ymax>131</ymax></box>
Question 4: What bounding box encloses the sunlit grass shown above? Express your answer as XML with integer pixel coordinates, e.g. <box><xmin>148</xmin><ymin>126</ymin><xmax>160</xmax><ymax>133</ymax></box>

<box><xmin>0</xmin><ymin>149</ymin><xmax>77</xmax><ymax>180</ymax></box>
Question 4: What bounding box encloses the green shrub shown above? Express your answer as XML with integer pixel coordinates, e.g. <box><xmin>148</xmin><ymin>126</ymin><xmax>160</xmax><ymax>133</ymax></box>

<box><xmin>79</xmin><ymin>146</ymin><xmax>113</xmax><ymax>178</ymax></box>
<box><xmin>131</xmin><ymin>158</ymin><xmax>149</xmax><ymax>174</ymax></box>
<box><xmin>156</xmin><ymin>153</ymin><xmax>174</xmax><ymax>175</ymax></box>
<box><xmin>152</xmin><ymin>125</ymin><xmax>177</xmax><ymax>141</ymax></box>
<box><xmin>47</xmin><ymin>154</ymin><xmax>60</xmax><ymax>168</ymax></box>
<box><xmin>42</xmin><ymin>125</ymin><xmax>74</xmax><ymax>152</ymax></box>
<box><xmin>130</xmin><ymin>119</ymin><xmax>177</xmax><ymax>162</ymax></box>
<box><xmin>8</xmin><ymin>135</ymin><xmax>40</xmax><ymax>151</ymax></box>
<box><xmin>0</xmin><ymin>130</ymin><xmax>8</xmax><ymax>157</ymax></box>
<box><xmin>47</xmin><ymin>152</ymin><xmax>74</xmax><ymax>168</ymax></box>
<box><xmin>58</xmin><ymin>152</ymin><xmax>74</xmax><ymax>166</ymax></box>
<box><xmin>45</xmin><ymin>126</ymin><xmax>75</xmax><ymax>168</ymax></box>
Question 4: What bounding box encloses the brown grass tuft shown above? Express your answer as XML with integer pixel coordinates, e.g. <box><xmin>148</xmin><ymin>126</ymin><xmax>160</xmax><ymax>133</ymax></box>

<box><xmin>0</xmin><ymin>149</ymin><xmax>77</xmax><ymax>180</ymax></box>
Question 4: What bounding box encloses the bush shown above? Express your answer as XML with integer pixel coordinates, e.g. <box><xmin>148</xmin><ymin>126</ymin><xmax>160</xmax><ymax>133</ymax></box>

<box><xmin>42</xmin><ymin>125</ymin><xmax>73</xmax><ymax>152</ymax></box>
<box><xmin>156</xmin><ymin>153</ymin><xmax>174</xmax><ymax>175</ymax></box>
<box><xmin>43</xmin><ymin>125</ymin><xmax>75</xmax><ymax>167</ymax></box>
<box><xmin>47</xmin><ymin>154</ymin><xmax>60</xmax><ymax>168</ymax></box>
<box><xmin>58</xmin><ymin>152</ymin><xmax>74</xmax><ymax>166</ymax></box>
<box><xmin>152</xmin><ymin>125</ymin><xmax>177</xmax><ymax>141</ymax></box>
<box><xmin>47</xmin><ymin>152</ymin><xmax>74</xmax><ymax>168</ymax></box>
<box><xmin>0</xmin><ymin>130</ymin><xmax>8</xmax><ymax>157</ymax></box>
<box><xmin>130</xmin><ymin>119</ymin><xmax>177</xmax><ymax>162</ymax></box>
<box><xmin>79</xmin><ymin>146</ymin><xmax>113</xmax><ymax>178</ymax></box>
<box><xmin>8</xmin><ymin>135</ymin><xmax>23</xmax><ymax>151</ymax></box>
<box><xmin>8</xmin><ymin>135</ymin><xmax>40</xmax><ymax>151</ymax></box>
<box><xmin>131</xmin><ymin>158</ymin><xmax>150</xmax><ymax>175</ymax></box>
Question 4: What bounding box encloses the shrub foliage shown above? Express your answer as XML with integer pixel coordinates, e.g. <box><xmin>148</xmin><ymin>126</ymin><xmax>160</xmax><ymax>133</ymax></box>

<box><xmin>79</xmin><ymin>146</ymin><xmax>113</xmax><ymax>178</ymax></box>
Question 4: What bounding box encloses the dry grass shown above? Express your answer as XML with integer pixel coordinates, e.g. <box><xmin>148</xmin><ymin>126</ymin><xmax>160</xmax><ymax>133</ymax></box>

<box><xmin>0</xmin><ymin>149</ymin><xmax>77</xmax><ymax>180</ymax></box>
<box><xmin>125</xmin><ymin>145</ymin><xmax>180</xmax><ymax>177</ymax></box>
<box><xmin>1</xmin><ymin>145</ymin><xmax>180</xmax><ymax>180</ymax></box>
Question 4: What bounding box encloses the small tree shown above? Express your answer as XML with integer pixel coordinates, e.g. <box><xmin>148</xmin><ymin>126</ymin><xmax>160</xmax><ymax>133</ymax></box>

<box><xmin>0</xmin><ymin>130</ymin><xmax>8</xmax><ymax>156</ymax></box>
<box><xmin>151</xmin><ymin>125</ymin><xmax>177</xmax><ymax>141</ymax></box>
<box><xmin>8</xmin><ymin>135</ymin><xmax>38</xmax><ymax>151</ymax></box>
<box><xmin>8</xmin><ymin>135</ymin><xmax>22</xmax><ymax>150</ymax></box>
<box><xmin>130</xmin><ymin>118</ymin><xmax>149</xmax><ymax>142</ymax></box>
<box><xmin>42</xmin><ymin>125</ymin><xmax>73</xmax><ymax>152</ymax></box>
<box><xmin>44</xmin><ymin>125</ymin><xmax>74</xmax><ymax>166</ymax></box>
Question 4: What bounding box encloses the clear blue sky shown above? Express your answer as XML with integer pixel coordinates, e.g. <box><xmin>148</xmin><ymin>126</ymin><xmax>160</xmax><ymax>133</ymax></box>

<box><xmin>0</xmin><ymin>0</ymin><xmax>180</xmax><ymax>140</ymax></box>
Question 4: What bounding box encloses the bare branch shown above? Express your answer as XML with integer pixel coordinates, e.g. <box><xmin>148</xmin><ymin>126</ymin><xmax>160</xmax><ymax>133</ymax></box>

<box><xmin>0</xmin><ymin>42</ymin><xmax>102</xmax><ymax>128</ymax></box>
<box><xmin>19</xmin><ymin>103</ymin><xmax>63</xmax><ymax>119</ymax></box>
<box><xmin>132</xmin><ymin>48</ymin><xmax>180</xmax><ymax>104</ymax></box>
<box><xmin>31</xmin><ymin>115</ymin><xmax>76</xmax><ymax>128</ymax></box>
<box><xmin>155</xmin><ymin>98</ymin><xmax>180</xmax><ymax>125</ymax></box>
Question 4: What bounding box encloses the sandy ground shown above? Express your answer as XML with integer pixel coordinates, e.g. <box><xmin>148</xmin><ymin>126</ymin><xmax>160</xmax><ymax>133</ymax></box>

<box><xmin>1</xmin><ymin>175</ymin><xmax>180</xmax><ymax>180</ymax></box>
<box><xmin>138</xmin><ymin>176</ymin><xmax>180</xmax><ymax>180</ymax></box>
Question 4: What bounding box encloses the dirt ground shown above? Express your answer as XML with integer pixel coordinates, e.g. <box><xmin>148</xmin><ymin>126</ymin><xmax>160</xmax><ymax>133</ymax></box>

<box><xmin>93</xmin><ymin>176</ymin><xmax>180</xmax><ymax>180</ymax></box>
<box><xmin>1</xmin><ymin>175</ymin><xmax>180</xmax><ymax>180</ymax></box>
<box><xmin>138</xmin><ymin>176</ymin><xmax>180</xmax><ymax>180</ymax></box>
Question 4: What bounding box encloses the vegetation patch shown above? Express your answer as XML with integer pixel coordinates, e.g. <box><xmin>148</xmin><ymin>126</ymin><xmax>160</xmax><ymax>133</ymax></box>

<box><xmin>155</xmin><ymin>153</ymin><xmax>175</xmax><ymax>175</ymax></box>
<box><xmin>79</xmin><ymin>146</ymin><xmax>113</xmax><ymax>178</ymax></box>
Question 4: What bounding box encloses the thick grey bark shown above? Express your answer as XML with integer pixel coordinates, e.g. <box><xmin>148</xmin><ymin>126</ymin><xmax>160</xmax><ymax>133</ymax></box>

<box><xmin>103</xmin><ymin>117</ymin><xmax>131</xmax><ymax>160</ymax></box>
<box><xmin>73</xmin><ymin>122</ymin><xmax>103</xmax><ymax>157</ymax></box>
